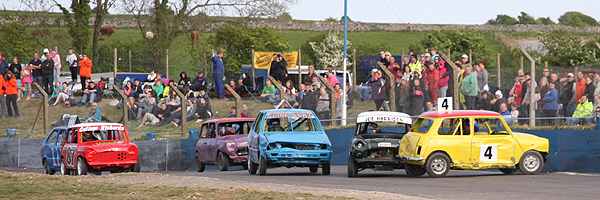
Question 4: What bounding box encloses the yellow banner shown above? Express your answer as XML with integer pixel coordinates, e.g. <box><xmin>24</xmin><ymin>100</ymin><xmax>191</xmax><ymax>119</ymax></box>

<box><xmin>253</xmin><ymin>51</ymin><xmax>298</xmax><ymax>69</ymax></box>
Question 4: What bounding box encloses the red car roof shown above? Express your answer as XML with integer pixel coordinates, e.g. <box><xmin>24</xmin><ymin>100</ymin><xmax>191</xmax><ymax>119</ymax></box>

<box><xmin>420</xmin><ymin>110</ymin><xmax>501</xmax><ymax>118</ymax></box>
<box><xmin>202</xmin><ymin>118</ymin><xmax>255</xmax><ymax>124</ymax></box>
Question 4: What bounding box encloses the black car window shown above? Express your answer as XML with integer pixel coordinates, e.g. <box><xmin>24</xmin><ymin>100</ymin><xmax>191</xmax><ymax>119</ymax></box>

<box><xmin>47</xmin><ymin>130</ymin><xmax>57</xmax><ymax>144</ymax></box>
<box><xmin>56</xmin><ymin>130</ymin><xmax>66</xmax><ymax>145</ymax></box>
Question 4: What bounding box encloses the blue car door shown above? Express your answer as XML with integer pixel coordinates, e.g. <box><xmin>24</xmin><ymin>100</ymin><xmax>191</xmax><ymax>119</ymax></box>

<box><xmin>49</xmin><ymin>129</ymin><xmax>67</xmax><ymax>169</ymax></box>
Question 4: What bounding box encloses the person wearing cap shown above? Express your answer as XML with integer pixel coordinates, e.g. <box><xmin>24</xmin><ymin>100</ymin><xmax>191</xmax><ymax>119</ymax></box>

<box><xmin>41</xmin><ymin>52</ymin><xmax>55</xmax><ymax>95</ymax></box>
<box><xmin>41</xmin><ymin>48</ymin><xmax>50</xmax><ymax>61</ymax></box>
<box><xmin>460</xmin><ymin>65</ymin><xmax>477</xmax><ymax>110</ymax></box>
<box><xmin>8</xmin><ymin>57</ymin><xmax>22</xmax><ymax>101</ymax></box>
<box><xmin>559</xmin><ymin>72</ymin><xmax>577</xmax><ymax>118</ymax></box>
<box><xmin>461</xmin><ymin>54</ymin><xmax>470</xmax><ymax>65</ymax></box>
<box><xmin>0</xmin><ymin>53</ymin><xmax>8</xmax><ymax>76</ymax></box>
<box><xmin>66</xmin><ymin>48</ymin><xmax>78</xmax><ymax>83</ymax></box>
<box><xmin>408</xmin><ymin>54</ymin><xmax>422</xmax><ymax>72</ymax></box>
<box><xmin>51</xmin><ymin>51</ymin><xmax>62</xmax><ymax>83</ymax></box>
<box><xmin>191</xmin><ymin>70</ymin><xmax>208</xmax><ymax>91</ymax></box>
<box><xmin>543</xmin><ymin>80</ymin><xmax>559</xmax><ymax>126</ymax></box>
<box><xmin>490</xmin><ymin>90</ymin><xmax>507</xmax><ymax>112</ymax></box>
<box><xmin>78</xmin><ymin>53</ymin><xmax>92</xmax><ymax>84</ymax></box>
<box><xmin>212</xmin><ymin>49</ymin><xmax>226</xmax><ymax>99</ymax></box>
<box><xmin>421</xmin><ymin>52</ymin><xmax>431</xmax><ymax>64</ymax></box>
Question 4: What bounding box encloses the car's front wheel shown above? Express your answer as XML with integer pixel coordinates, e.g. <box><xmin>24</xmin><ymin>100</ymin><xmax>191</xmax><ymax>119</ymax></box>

<box><xmin>217</xmin><ymin>152</ymin><xmax>229</xmax><ymax>171</ymax></box>
<box><xmin>242</xmin><ymin>161</ymin><xmax>249</xmax><ymax>170</ymax></box>
<box><xmin>248</xmin><ymin>159</ymin><xmax>258</xmax><ymax>174</ymax></box>
<box><xmin>60</xmin><ymin>158</ymin><xmax>70</xmax><ymax>175</ymax></box>
<box><xmin>404</xmin><ymin>163</ymin><xmax>426</xmax><ymax>177</ymax></box>
<box><xmin>425</xmin><ymin>153</ymin><xmax>450</xmax><ymax>178</ymax></box>
<box><xmin>322</xmin><ymin>163</ymin><xmax>331</xmax><ymax>175</ymax></box>
<box><xmin>519</xmin><ymin>151</ymin><xmax>544</xmax><ymax>175</ymax></box>
<box><xmin>76</xmin><ymin>157</ymin><xmax>88</xmax><ymax>175</ymax></box>
<box><xmin>43</xmin><ymin>160</ymin><xmax>55</xmax><ymax>175</ymax></box>
<box><xmin>195</xmin><ymin>152</ymin><xmax>205</xmax><ymax>172</ymax></box>
<box><xmin>499</xmin><ymin>168</ymin><xmax>519</xmax><ymax>175</ymax></box>
<box><xmin>347</xmin><ymin>155</ymin><xmax>358</xmax><ymax>177</ymax></box>
<box><xmin>258</xmin><ymin>154</ymin><xmax>267</xmax><ymax>176</ymax></box>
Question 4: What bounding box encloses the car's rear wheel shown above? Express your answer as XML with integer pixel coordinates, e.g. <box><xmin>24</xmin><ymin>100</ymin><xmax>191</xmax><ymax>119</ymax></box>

<box><xmin>248</xmin><ymin>159</ymin><xmax>258</xmax><ymax>174</ymax></box>
<box><xmin>258</xmin><ymin>154</ymin><xmax>267</xmax><ymax>176</ymax></box>
<box><xmin>218</xmin><ymin>152</ymin><xmax>229</xmax><ymax>171</ymax></box>
<box><xmin>131</xmin><ymin>163</ymin><xmax>141</xmax><ymax>172</ymax></box>
<box><xmin>347</xmin><ymin>155</ymin><xmax>358</xmax><ymax>177</ymax></box>
<box><xmin>499</xmin><ymin>168</ymin><xmax>519</xmax><ymax>175</ymax></box>
<box><xmin>43</xmin><ymin>160</ymin><xmax>55</xmax><ymax>175</ymax></box>
<box><xmin>60</xmin><ymin>158</ymin><xmax>70</xmax><ymax>175</ymax></box>
<box><xmin>519</xmin><ymin>151</ymin><xmax>544</xmax><ymax>175</ymax></box>
<box><xmin>309</xmin><ymin>166</ymin><xmax>318</xmax><ymax>173</ymax></box>
<box><xmin>404</xmin><ymin>163</ymin><xmax>426</xmax><ymax>177</ymax></box>
<box><xmin>322</xmin><ymin>163</ymin><xmax>331</xmax><ymax>175</ymax></box>
<box><xmin>242</xmin><ymin>161</ymin><xmax>249</xmax><ymax>170</ymax></box>
<box><xmin>195</xmin><ymin>152</ymin><xmax>205</xmax><ymax>172</ymax></box>
<box><xmin>77</xmin><ymin>157</ymin><xmax>88</xmax><ymax>176</ymax></box>
<box><xmin>425</xmin><ymin>152</ymin><xmax>450</xmax><ymax>178</ymax></box>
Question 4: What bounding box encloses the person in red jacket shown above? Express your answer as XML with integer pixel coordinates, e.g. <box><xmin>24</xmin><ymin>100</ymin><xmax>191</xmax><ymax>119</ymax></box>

<box><xmin>0</xmin><ymin>73</ymin><xmax>5</xmax><ymax>118</ymax></box>
<box><xmin>426</xmin><ymin>61</ymin><xmax>440</xmax><ymax>103</ymax></box>
<box><xmin>4</xmin><ymin>71</ymin><xmax>18</xmax><ymax>118</ymax></box>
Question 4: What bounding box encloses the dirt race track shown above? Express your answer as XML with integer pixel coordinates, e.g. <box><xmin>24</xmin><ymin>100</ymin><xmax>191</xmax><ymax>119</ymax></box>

<box><xmin>3</xmin><ymin>166</ymin><xmax>600</xmax><ymax>199</ymax></box>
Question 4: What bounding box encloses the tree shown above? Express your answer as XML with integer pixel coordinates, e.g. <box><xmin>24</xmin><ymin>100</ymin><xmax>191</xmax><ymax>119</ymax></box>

<box><xmin>92</xmin><ymin>0</ymin><xmax>117</xmax><ymax>63</ymax></box>
<box><xmin>309</xmin><ymin>31</ymin><xmax>352</xmax><ymax>69</ymax></box>
<box><xmin>0</xmin><ymin>22</ymin><xmax>37</xmax><ymax>60</ymax></box>
<box><xmin>485</xmin><ymin>14</ymin><xmax>517</xmax><ymax>25</ymax></box>
<box><xmin>276</xmin><ymin>12</ymin><xmax>292</xmax><ymax>22</ymax></box>
<box><xmin>517</xmin><ymin>12</ymin><xmax>537</xmax><ymax>25</ymax></box>
<box><xmin>536</xmin><ymin>17</ymin><xmax>555</xmax><ymax>25</ymax></box>
<box><xmin>409</xmin><ymin>29</ymin><xmax>490</xmax><ymax>62</ymax></box>
<box><xmin>558</xmin><ymin>11</ymin><xmax>599</xmax><ymax>27</ymax></box>
<box><xmin>55</xmin><ymin>0</ymin><xmax>91</xmax><ymax>54</ymax></box>
<box><xmin>539</xmin><ymin>30</ymin><xmax>598</xmax><ymax>67</ymax></box>
<box><xmin>207</xmin><ymin>25</ymin><xmax>291</xmax><ymax>75</ymax></box>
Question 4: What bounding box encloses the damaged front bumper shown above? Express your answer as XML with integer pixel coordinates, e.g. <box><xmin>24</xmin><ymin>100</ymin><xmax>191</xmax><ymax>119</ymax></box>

<box><xmin>264</xmin><ymin>149</ymin><xmax>331</xmax><ymax>165</ymax></box>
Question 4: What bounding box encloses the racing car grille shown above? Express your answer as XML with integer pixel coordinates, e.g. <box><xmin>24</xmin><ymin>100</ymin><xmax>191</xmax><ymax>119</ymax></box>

<box><xmin>117</xmin><ymin>152</ymin><xmax>128</xmax><ymax>161</ymax></box>
<box><xmin>294</xmin><ymin>145</ymin><xmax>318</xmax><ymax>150</ymax></box>
<box><xmin>236</xmin><ymin>148</ymin><xmax>248</xmax><ymax>156</ymax></box>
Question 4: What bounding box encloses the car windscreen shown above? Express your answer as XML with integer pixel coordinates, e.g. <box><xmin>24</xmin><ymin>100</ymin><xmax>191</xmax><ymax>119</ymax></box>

<box><xmin>413</xmin><ymin>118</ymin><xmax>434</xmax><ymax>134</ymax></box>
<box><xmin>217</xmin><ymin>122</ymin><xmax>252</xmax><ymax>136</ymax></box>
<box><xmin>263</xmin><ymin>117</ymin><xmax>323</xmax><ymax>132</ymax></box>
<box><xmin>81</xmin><ymin>130</ymin><xmax>126</xmax><ymax>142</ymax></box>
<box><xmin>356</xmin><ymin>122</ymin><xmax>409</xmax><ymax>134</ymax></box>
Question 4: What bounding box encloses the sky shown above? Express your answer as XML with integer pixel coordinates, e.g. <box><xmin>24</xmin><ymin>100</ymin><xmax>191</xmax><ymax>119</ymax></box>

<box><xmin>1</xmin><ymin>0</ymin><xmax>598</xmax><ymax>25</ymax></box>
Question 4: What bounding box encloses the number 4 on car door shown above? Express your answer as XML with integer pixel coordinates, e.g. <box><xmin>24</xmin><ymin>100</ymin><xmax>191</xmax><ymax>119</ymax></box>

<box><xmin>479</xmin><ymin>145</ymin><xmax>497</xmax><ymax>161</ymax></box>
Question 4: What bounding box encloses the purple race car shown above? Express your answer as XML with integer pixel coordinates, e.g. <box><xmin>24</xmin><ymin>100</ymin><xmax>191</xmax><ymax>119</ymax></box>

<box><xmin>194</xmin><ymin>118</ymin><xmax>254</xmax><ymax>172</ymax></box>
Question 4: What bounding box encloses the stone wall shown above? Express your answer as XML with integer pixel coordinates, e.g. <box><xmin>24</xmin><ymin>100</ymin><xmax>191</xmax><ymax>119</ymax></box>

<box><xmin>2</xmin><ymin>16</ymin><xmax>600</xmax><ymax>33</ymax></box>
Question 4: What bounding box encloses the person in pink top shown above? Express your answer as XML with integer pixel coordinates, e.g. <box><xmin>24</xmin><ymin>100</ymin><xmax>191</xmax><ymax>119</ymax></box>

<box><xmin>437</xmin><ymin>60</ymin><xmax>449</xmax><ymax>98</ymax></box>
<box><xmin>21</xmin><ymin>64</ymin><xmax>33</xmax><ymax>100</ymax></box>
<box><xmin>326</xmin><ymin>70</ymin><xmax>340</xmax><ymax>86</ymax></box>
<box><xmin>51</xmin><ymin>51</ymin><xmax>62</xmax><ymax>83</ymax></box>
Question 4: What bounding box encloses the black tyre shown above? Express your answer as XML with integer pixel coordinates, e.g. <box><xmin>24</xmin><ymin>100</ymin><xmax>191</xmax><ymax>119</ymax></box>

<box><xmin>195</xmin><ymin>152</ymin><xmax>205</xmax><ymax>172</ymax></box>
<box><xmin>258</xmin><ymin>154</ymin><xmax>267</xmax><ymax>176</ymax></box>
<box><xmin>499</xmin><ymin>168</ymin><xmax>519</xmax><ymax>175</ymax></box>
<box><xmin>43</xmin><ymin>160</ymin><xmax>55</xmax><ymax>175</ymax></box>
<box><xmin>131</xmin><ymin>162</ymin><xmax>141</xmax><ymax>172</ymax></box>
<box><xmin>309</xmin><ymin>166</ymin><xmax>318</xmax><ymax>173</ymax></box>
<box><xmin>347</xmin><ymin>155</ymin><xmax>358</xmax><ymax>177</ymax></box>
<box><xmin>425</xmin><ymin>152</ymin><xmax>450</xmax><ymax>178</ymax></box>
<box><xmin>77</xmin><ymin>157</ymin><xmax>88</xmax><ymax>176</ymax></box>
<box><xmin>248</xmin><ymin>159</ymin><xmax>258</xmax><ymax>174</ymax></box>
<box><xmin>60</xmin><ymin>158</ymin><xmax>70</xmax><ymax>176</ymax></box>
<box><xmin>519</xmin><ymin>151</ymin><xmax>544</xmax><ymax>175</ymax></box>
<box><xmin>322</xmin><ymin>163</ymin><xmax>331</xmax><ymax>175</ymax></box>
<box><xmin>218</xmin><ymin>152</ymin><xmax>229</xmax><ymax>171</ymax></box>
<box><xmin>242</xmin><ymin>161</ymin><xmax>249</xmax><ymax>170</ymax></box>
<box><xmin>404</xmin><ymin>163</ymin><xmax>426</xmax><ymax>177</ymax></box>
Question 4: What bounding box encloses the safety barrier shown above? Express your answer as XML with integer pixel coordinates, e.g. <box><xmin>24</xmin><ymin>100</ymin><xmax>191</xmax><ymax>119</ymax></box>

<box><xmin>2</xmin><ymin>128</ymin><xmax>600</xmax><ymax>173</ymax></box>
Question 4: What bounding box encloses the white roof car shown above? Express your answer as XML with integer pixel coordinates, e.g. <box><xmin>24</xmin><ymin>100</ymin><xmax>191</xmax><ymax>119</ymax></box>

<box><xmin>356</xmin><ymin>111</ymin><xmax>412</xmax><ymax>124</ymax></box>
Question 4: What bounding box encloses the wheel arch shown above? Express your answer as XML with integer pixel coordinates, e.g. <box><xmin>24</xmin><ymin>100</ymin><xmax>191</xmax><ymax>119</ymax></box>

<box><xmin>427</xmin><ymin>150</ymin><xmax>453</xmax><ymax>164</ymax></box>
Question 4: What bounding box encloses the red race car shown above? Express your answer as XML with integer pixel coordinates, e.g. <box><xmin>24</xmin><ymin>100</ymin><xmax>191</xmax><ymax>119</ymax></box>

<box><xmin>60</xmin><ymin>123</ymin><xmax>139</xmax><ymax>175</ymax></box>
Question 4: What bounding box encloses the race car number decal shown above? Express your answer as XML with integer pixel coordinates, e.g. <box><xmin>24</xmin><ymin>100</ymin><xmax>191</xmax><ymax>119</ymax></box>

<box><xmin>66</xmin><ymin>146</ymin><xmax>77</xmax><ymax>167</ymax></box>
<box><xmin>479</xmin><ymin>145</ymin><xmax>497</xmax><ymax>161</ymax></box>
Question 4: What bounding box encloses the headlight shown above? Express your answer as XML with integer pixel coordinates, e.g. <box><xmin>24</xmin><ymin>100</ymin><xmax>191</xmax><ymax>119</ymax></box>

<box><xmin>320</xmin><ymin>144</ymin><xmax>328</xmax><ymax>149</ymax></box>
<box><xmin>354</xmin><ymin>140</ymin><xmax>366</xmax><ymax>149</ymax></box>
<box><xmin>269</xmin><ymin>143</ymin><xmax>281</xmax><ymax>149</ymax></box>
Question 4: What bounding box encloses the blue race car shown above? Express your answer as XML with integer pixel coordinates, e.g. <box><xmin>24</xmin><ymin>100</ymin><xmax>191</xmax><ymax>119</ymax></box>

<box><xmin>247</xmin><ymin>109</ymin><xmax>332</xmax><ymax>175</ymax></box>
<box><xmin>40</xmin><ymin>127</ymin><xmax>69</xmax><ymax>175</ymax></box>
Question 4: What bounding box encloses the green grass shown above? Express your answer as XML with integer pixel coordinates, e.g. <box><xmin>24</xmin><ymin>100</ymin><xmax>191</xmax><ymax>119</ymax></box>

<box><xmin>0</xmin><ymin>171</ymin><xmax>342</xmax><ymax>200</ymax></box>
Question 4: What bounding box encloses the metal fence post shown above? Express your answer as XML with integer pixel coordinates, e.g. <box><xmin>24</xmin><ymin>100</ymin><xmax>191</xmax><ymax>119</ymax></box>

<box><xmin>224</xmin><ymin>85</ymin><xmax>242</xmax><ymax>118</ymax></box>
<box><xmin>113</xmin><ymin>85</ymin><xmax>128</xmax><ymax>127</ymax></box>
<box><xmin>377</xmin><ymin>61</ymin><xmax>395</xmax><ymax>111</ymax></box>
<box><xmin>319</xmin><ymin>76</ymin><xmax>336</xmax><ymax>127</ymax></box>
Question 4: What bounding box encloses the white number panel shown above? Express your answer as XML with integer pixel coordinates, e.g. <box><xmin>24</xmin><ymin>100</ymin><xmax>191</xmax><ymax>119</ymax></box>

<box><xmin>479</xmin><ymin>145</ymin><xmax>497</xmax><ymax>161</ymax></box>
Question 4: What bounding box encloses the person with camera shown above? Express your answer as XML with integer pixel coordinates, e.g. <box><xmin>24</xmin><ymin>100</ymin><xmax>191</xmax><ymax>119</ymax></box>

<box><xmin>269</xmin><ymin>53</ymin><xmax>287</xmax><ymax>83</ymax></box>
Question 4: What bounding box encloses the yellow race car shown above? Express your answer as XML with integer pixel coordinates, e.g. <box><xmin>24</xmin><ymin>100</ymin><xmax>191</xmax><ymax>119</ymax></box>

<box><xmin>398</xmin><ymin>110</ymin><xmax>549</xmax><ymax>178</ymax></box>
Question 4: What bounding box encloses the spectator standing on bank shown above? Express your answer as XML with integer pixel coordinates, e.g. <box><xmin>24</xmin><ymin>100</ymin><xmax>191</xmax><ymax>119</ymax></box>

<box><xmin>379</xmin><ymin>51</ymin><xmax>390</xmax><ymax>66</ymax></box>
<box><xmin>301</xmin><ymin>83</ymin><xmax>319</xmax><ymax>113</ymax></box>
<box><xmin>51</xmin><ymin>51</ymin><xmax>62</xmax><ymax>83</ymax></box>
<box><xmin>426</xmin><ymin>61</ymin><xmax>439</xmax><ymax>103</ymax></box>
<box><xmin>22</xmin><ymin>64</ymin><xmax>32</xmax><ymax>100</ymax></box>
<box><xmin>41</xmin><ymin>52</ymin><xmax>55</xmax><ymax>95</ymax></box>
<box><xmin>395</xmin><ymin>77</ymin><xmax>410</xmax><ymax>113</ymax></box>
<box><xmin>366</xmin><ymin>70</ymin><xmax>386</xmax><ymax>111</ymax></box>
<box><xmin>0</xmin><ymin>53</ymin><xmax>8</xmax><ymax>76</ymax></box>
<box><xmin>584</xmin><ymin>76</ymin><xmax>595</xmax><ymax>101</ymax></box>
<box><xmin>510</xmin><ymin>76</ymin><xmax>523</xmax><ymax>106</ymax></box>
<box><xmin>78</xmin><ymin>54</ymin><xmax>92</xmax><ymax>84</ymax></box>
<box><xmin>8</xmin><ymin>57</ymin><xmax>22</xmax><ymax>101</ymax></box>
<box><xmin>559</xmin><ymin>73</ymin><xmax>576</xmax><ymax>117</ymax></box>
<box><xmin>316</xmin><ymin>87</ymin><xmax>330</xmax><ymax>123</ymax></box>
<box><xmin>409</xmin><ymin>79</ymin><xmax>425</xmax><ymax>116</ymax></box>
<box><xmin>594</xmin><ymin>73</ymin><xmax>600</xmax><ymax>97</ymax></box>
<box><xmin>408</xmin><ymin>54</ymin><xmax>422</xmax><ymax>72</ymax></box>
<box><xmin>241</xmin><ymin>104</ymin><xmax>252</xmax><ymax>118</ymax></box>
<box><xmin>303</xmin><ymin>66</ymin><xmax>318</xmax><ymax>86</ymax></box>
<box><xmin>270</xmin><ymin>53</ymin><xmax>288</xmax><ymax>83</ymax></box>
<box><xmin>66</xmin><ymin>48</ymin><xmax>78</xmax><ymax>83</ymax></box>
<box><xmin>29</xmin><ymin>53</ymin><xmax>43</xmax><ymax>97</ymax></box>
<box><xmin>476</xmin><ymin>62</ymin><xmax>488</xmax><ymax>94</ymax></box>
<box><xmin>543</xmin><ymin>81</ymin><xmax>559</xmax><ymax>126</ymax></box>
<box><xmin>5</xmin><ymin>71</ymin><xmax>18</xmax><ymax>118</ymax></box>
<box><xmin>0</xmin><ymin>73</ymin><xmax>5</xmax><ymax>118</ymax></box>
<box><xmin>326</xmin><ymin>70</ymin><xmax>340</xmax><ymax>86</ymax></box>
<box><xmin>387</xmin><ymin>57</ymin><xmax>400</xmax><ymax>79</ymax></box>
<box><xmin>461</xmin><ymin>66</ymin><xmax>477</xmax><ymax>110</ymax></box>
<box><xmin>212</xmin><ymin>50</ymin><xmax>225</xmax><ymax>99</ymax></box>
<box><xmin>437</xmin><ymin>61</ymin><xmax>448</xmax><ymax>98</ymax></box>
